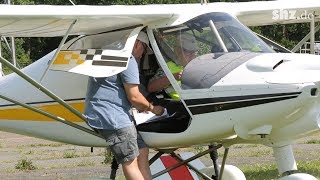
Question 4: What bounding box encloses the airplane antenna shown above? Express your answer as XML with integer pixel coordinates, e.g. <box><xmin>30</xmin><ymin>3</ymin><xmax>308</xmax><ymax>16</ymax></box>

<box><xmin>68</xmin><ymin>0</ymin><xmax>76</xmax><ymax>5</ymax></box>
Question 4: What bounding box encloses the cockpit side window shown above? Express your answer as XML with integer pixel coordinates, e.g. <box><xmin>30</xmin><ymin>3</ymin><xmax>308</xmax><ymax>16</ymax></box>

<box><xmin>67</xmin><ymin>29</ymin><xmax>132</xmax><ymax>50</ymax></box>
<box><xmin>154</xmin><ymin>29</ymin><xmax>204</xmax><ymax>67</ymax></box>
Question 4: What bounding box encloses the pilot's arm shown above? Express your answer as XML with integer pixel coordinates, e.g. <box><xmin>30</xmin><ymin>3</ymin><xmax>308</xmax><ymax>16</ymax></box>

<box><xmin>147</xmin><ymin>69</ymin><xmax>182</xmax><ymax>93</ymax></box>
<box><xmin>124</xmin><ymin>83</ymin><xmax>164</xmax><ymax>116</ymax></box>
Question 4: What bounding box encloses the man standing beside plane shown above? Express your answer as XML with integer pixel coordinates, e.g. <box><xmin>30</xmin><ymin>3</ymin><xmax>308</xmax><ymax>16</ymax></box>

<box><xmin>84</xmin><ymin>31</ymin><xmax>164</xmax><ymax>180</ymax></box>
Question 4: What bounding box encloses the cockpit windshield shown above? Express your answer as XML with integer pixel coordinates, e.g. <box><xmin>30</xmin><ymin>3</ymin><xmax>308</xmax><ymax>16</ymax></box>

<box><xmin>153</xmin><ymin>12</ymin><xmax>273</xmax><ymax>89</ymax></box>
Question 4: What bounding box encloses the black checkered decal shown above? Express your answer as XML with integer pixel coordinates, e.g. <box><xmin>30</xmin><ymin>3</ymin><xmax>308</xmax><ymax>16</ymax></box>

<box><xmin>79</xmin><ymin>49</ymin><xmax>128</xmax><ymax>67</ymax></box>
<box><xmin>80</xmin><ymin>49</ymin><xmax>103</xmax><ymax>60</ymax></box>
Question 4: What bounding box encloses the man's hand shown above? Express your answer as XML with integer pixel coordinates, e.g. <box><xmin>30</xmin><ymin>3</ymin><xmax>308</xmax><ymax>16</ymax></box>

<box><xmin>173</xmin><ymin>70</ymin><xmax>183</xmax><ymax>81</ymax></box>
<box><xmin>150</xmin><ymin>105</ymin><xmax>165</xmax><ymax>116</ymax></box>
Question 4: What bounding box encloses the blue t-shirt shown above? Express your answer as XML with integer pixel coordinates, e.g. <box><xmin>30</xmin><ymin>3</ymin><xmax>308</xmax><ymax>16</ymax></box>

<box><xmin>84</xmin><ymin>56</ymin><xmax>140</xmax><ymax>130</ymax></box>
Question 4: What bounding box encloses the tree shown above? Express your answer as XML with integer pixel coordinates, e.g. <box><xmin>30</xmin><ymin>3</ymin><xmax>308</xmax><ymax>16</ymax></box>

<box><xmin>251</xmin><ymin>23</ymin><xmax>314</xmax><ymax>50</ymax></box>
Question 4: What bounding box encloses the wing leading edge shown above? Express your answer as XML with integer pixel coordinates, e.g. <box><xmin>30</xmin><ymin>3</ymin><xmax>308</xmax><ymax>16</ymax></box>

<box><xmin>0</xmin><ymin>5</ymin><xmax>174</xmax><ymax>37</ymax></box>
<box><xmin>229</xmin><ymin>0</ymin><xmax>320</xmax><ymax>26</ymax></box>
<box><xmin>1</xmin><ymin>1</ymin><xmax>320</xmax><ymax>37</ymax></box>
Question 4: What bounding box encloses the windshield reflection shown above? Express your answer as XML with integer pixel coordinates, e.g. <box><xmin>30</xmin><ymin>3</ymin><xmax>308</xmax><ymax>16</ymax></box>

<box><xmin>153</xmin><ymin>12</ymin><xmax>273</xmax><ymax>89</ymax></box>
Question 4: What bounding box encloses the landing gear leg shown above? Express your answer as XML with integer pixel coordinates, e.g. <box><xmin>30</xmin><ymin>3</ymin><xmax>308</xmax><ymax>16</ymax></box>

<box><xmin>110</xmin><ymin>157</ymin><xmax>119</xmax><ymax>180</ymax></box>
<box><xmin>209</xmin><ymin>145</ymin><xmax>219</xmax><ymax>180</ymax></box>
<box><xmin>273</xmin><ymin>145</ymin><xmax>297</xmax><ymax>175</ymax></box>
<box><xmin>200</xmin><ymin>147</ymin><xmax>245</xmax><ymax>180</ymax></box>
<box><xmin>273</xmin><ymin>145</ymin><xmax>317</xmax><ymax>180</ymax></box>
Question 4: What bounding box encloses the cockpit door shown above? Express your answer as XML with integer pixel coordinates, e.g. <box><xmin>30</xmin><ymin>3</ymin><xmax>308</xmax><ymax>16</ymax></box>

<box><xmin>50</xmin><ymin>26</ymin><xmax>144</xmax><ymax>77</ymax></box>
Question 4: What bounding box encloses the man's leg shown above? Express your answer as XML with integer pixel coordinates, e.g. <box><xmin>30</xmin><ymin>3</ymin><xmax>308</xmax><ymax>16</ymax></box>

<box><xmin>138</xmin><ymin>147</ymin><xmax>152</xmax><ymax>180</ymax></box>
<box><xmin>98</xmin><ymin>126</ymin><xmax>144</xmax><ymax>180</ymax></box>
<box><xmin>122</xmin><ymin>157</ymin><xmax>144</xmax><ymax>180</ymax></box>
<box><xmin>137</xmin><ymin>132</ymin><xmax>152</xmax><ymax>180</ymax></box>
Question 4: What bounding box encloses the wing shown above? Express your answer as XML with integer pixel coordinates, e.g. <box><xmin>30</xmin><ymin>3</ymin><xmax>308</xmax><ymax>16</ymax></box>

<box><xmin>229</xmin><ymin>0</ymin><xmax>320</xmax><ymax>26</ymax></box>
<box><xmin>1</xmin><ymin>1</ymin><xmax>320</xmax><ymax>37</ymax></box>
<box><xmin>1</xmin><ymin>2</ymin><xmax>319</xmax><ymax>77</ymax></box>
<box><xmin>0</xmin><ymin>4</ymin><xmax>221</xmax><ymax>77</ymax></box>
<box><xmin>0</xmin><ymin>5</ymin><xmax>178</xmax><ymax>77</ymax></box>
<box><xmin>0</xmin><ymin>5</ymin><xmax>174</xmax><ymax>37</ymax></box>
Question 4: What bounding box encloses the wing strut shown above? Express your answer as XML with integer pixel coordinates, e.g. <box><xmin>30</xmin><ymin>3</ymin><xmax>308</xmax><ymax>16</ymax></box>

<box><xmin>0</xmin><ymin>36</ymin><xmax>13</xmax><ymax>76</ymax></box>
<box><xmin>40</xmin><ymin>19</ymin><xmax>77</xmax><ymax>82</ymax></box>
<box><xmin>0</xmin><ymin>37</ymin><xmax>2</xmax><ymax>76</ymax></box>
<box><xmin>0</xmin><ymin>56</ymin><xmax>88</xmax><ymax>124</ymax></box>
<box><xmin>151</xmin><ymin>145</ymin><xmax>222</xmax><ymax>179</ymax></box>
<box><xmin>291</xmin><ymin>15</ymin><xmax>320</xmax><ymax>53</ymax></box>
<box><xmin>0</xmin><ymin>94</ymin><xmax>104</xmax><ymax>139</ymax></box>
<box><xmin>0</xmin><ymin>36</ymin><xmax>12</xmax><ymax>52</ymax></box>
<box><xmin>170</xmin><ymin>153</ymin><xmax>213</xmax><ymax>179</ymax></box>
<box><xmin>218</xmin><ymin>148</ymin><xmax>229</xmax><ymax>180</ymax></box>
<box><xmin>209</xmin><ymin>20</ymin><xmax>228</xmax><ymax>53</ymax></box>
<box><xmin>310</xmin><ymin>13</ymin><xmax>315</xmax><ymax>54</ymax></box>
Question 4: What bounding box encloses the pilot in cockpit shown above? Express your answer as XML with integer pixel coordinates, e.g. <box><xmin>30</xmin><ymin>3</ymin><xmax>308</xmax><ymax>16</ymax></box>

<box><xmin>147</xmin><ymin>33</ymin><xmax>199</xmax><ymax>100</ymax></box>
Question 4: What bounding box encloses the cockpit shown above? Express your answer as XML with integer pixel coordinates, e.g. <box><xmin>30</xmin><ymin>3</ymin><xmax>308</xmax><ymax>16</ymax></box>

<box><xmin>153</xmin><ymin>12</ymin><xmax>274</xmax><ymax>89</ymax></box>
<box><xmin>137</xmin><ymin>12</ymin><xmax>275</xmax><ymax>133</ymax></box>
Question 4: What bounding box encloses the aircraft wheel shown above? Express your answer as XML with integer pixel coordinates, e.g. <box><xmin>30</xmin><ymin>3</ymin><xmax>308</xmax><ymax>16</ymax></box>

<box><xmin>200</xmin><ymin>164</ymin><xmax>246</xmax><ymax>180</ymax></box>
<box><xmin>278</xmin><ymin>173</ymin><xmax>317</xmax><ymax>180</ymax></box>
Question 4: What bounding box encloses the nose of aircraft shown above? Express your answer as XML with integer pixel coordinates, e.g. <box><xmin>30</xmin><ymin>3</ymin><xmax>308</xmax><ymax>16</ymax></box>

<box><xmin>182</xmin><ymin>52</ymin><xmax>320</xmax><ymax>89</ymax></box>
<box><xmin>257</xmin><ymin>53</ymin><xmax>320</xmax><ymax>84</ymax></box>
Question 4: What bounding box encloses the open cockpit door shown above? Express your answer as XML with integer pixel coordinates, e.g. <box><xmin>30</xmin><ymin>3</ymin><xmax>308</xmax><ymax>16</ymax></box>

<box><xmin>50</xmin><ymin>26</ymin><xmax>143</xmax><ymax>77</ymax></box>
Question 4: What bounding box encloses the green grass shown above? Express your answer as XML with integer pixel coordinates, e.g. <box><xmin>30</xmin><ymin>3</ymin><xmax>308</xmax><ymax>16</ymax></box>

<box><xmin>63</xmin><ymin>150</ymin><xmax>79</xmax><ymax>158</ymax></box>
<box><xmin>42</xmin><ymin>161</ymin><xmax>98</xmax><ymax>170</ymax></box>
<box><xmin>102</xmin><ymin>150</ymin><xmax>113</xmax><ymax>165</ymax></box>
<box><xmin>297</xmin><ymin>160</ymin><xmax>320</xmax><ymax>178</ymax></box>
<box><xmin>306</xmin><ymin>139</ymin><xmax>320</xmax><ymax>144</ymax></box>
<box><xmin>241</xmin><ymin>160</ymin><xmax>320</xmax><ymax>180</ymax></box>
<box><xmin>232</xmin><ymin>144</ymin><xmax>259</xmax><ymax>148</ymax></box>
<box><xmin>17</xmin><ymin>143</ymin><xmax>64</xmax><ymax>148</ymax></box>
<box><xmin>15</xmin><ymin>158</ymin><xmax>37</xmax><ymax>171</ymax></box>
<box><xmin>247</xmin><ymin>149</ymin><xmax>272</xmax><ymax>157</ymax></box>
<box><xmin>226</xmin><ymin>149</ymin><xmax>272</xmax><ymax>158</ymax></box>
<box><xmin>241</xmin><ymin>164</ymin><xmax>279</xmax><ymax>180</ymax></box>
<box><xmin>77</xmin><ymin>160</ymin><xmax>96</xmax><ymax>167</ymax></box>
<box><xmin>19</xmin><ymin>149</ymin><xmax>34</xmax><ymax>155</ymax></box>
<box><xmin>24</xmin><ymin>150</ymin><xmax>34</xmax><ymax>155</ymax></box>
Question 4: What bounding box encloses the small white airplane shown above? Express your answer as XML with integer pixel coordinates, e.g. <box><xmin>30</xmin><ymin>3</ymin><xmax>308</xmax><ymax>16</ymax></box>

<box><xmin>0</xmin><ymin>1</ymin><xmax>320</xmax><ymax>179</ymax></box>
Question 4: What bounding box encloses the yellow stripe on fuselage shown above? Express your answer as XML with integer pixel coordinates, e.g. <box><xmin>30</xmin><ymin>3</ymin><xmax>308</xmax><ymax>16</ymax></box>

<box><xmin>0</xmin><ymin>102</ymin><xmax>85</xmax><ymax>122</ymax></box>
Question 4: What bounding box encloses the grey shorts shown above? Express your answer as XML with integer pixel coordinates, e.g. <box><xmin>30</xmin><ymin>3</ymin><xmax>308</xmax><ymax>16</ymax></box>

<box><xmin>97</xmin><ymin>125</ymin><xmax>147</xmax><ymax>164</ymax></box>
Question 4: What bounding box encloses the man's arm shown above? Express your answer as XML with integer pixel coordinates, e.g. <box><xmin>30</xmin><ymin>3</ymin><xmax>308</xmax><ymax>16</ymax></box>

<box><xmin>147</xmin><ymin>76</ymin><xmax>170</xmax><ymax>93</ymax></box>
<box><xmin>124</xmin><ymin>83</ymin><xmax>164</xmax><ymax>116</ymax></box>
<box><xmin>148</xmin><ymin>71</ymin><xmax>183</xmax><ymax>93</ymax></box>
